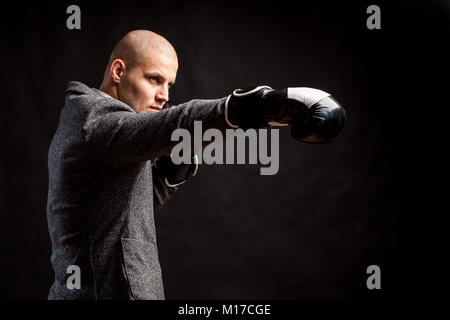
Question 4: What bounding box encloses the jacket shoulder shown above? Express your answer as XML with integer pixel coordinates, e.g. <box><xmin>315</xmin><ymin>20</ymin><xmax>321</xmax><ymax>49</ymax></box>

<box><xmin>64</xmin><ymin>81</ymin><xmax>133</xmax><ymax>113</ymax></box>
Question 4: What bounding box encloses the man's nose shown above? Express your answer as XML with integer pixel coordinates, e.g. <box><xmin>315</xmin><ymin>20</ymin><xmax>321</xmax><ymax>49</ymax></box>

<box><xmin>155</xmin><ymin>85</ymin><xmax>169</xmax><ymax>104</ymax></box>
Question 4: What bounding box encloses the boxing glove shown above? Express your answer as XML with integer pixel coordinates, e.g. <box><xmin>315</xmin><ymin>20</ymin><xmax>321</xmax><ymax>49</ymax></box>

<box><xmin>153</xmin><ymin>154</ymin><xmax>198</xmax><ymax>187</ymax></box>
<box><xmin>225</xmin><ymin>86</ymin><xmax>347</xmax><ymax>143</ymax></box>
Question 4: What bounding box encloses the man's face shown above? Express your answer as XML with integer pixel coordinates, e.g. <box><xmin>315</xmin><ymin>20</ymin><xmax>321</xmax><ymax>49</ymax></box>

<box><xmin>117</xmin><ymin>49</ymin><xmax>178</xmax><ymax>113</ymax></box>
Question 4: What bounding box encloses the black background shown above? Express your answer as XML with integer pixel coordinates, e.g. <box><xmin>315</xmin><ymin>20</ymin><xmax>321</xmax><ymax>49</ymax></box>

<box><xmin>1</xmin><ymin>0</ymin><xmax>447</xmax><ymax>300</ymax></box>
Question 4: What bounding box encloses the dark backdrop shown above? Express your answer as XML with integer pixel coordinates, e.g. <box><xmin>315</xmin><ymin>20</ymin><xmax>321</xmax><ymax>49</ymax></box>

<box><xmin>1</xmin><ymin>0</ymin><xmax>447</xmax><ymax>299</ymax></box>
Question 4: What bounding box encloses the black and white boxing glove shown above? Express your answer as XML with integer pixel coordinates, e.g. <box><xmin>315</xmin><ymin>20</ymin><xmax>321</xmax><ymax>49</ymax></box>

<box><xmin>225</xmin><ymin>86</ymin><xmax>347</xmax><ymax>143</ymax></box>
<box><xmin>153</xmin><ymin>154</ymin><xmax>198</xmax><ymax>187</ymax></box>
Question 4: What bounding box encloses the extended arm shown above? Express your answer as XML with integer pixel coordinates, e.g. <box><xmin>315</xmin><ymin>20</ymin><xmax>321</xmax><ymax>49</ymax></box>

<box><xmin>84</xmin><ymin>97</ymin><xmax>229</xmax><ymax>165</ymax></box>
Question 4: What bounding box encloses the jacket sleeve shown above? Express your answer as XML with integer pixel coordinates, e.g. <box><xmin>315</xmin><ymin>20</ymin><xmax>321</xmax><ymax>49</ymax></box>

<box><xmin>151</xmin><ymin>153</ymin><xmax>198</xmax><ymax>212</ymax></box>
<box><xmin>151</xmin><ymin>163</ymin><xmax>178</xmax><ymax>213</ymax></box>
<box><xmin>83</xmin><ymin>97</ymin><xmax>229</xmax><ymax>165</ymax></box>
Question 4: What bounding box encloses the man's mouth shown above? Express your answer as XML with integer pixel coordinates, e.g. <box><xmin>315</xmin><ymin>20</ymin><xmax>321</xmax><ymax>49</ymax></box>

<box><xmin>149</xmin><ymin>105</ymin><xmax>162</xmax><ymax>112</ymax></box>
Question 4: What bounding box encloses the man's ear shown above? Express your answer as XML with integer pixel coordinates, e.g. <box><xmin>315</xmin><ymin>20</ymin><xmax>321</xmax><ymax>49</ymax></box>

<box><xmin>110</xmin><ymin>59</ymin><xmax>125</xmax><ymax>83</ymax></box>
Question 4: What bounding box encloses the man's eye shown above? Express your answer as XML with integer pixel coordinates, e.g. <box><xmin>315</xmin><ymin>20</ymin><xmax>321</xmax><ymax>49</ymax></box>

<box><xmin>147</xmin><ymin>76</ymin><xmax>159</xmax><ymax>83</ymax></box>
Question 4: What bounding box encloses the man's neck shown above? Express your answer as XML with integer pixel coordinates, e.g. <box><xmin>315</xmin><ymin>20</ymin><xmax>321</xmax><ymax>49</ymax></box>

<box><xmin>99</xmin><ymin>82</ymin><xmax>118</xmax><ymax>100</ymax></box>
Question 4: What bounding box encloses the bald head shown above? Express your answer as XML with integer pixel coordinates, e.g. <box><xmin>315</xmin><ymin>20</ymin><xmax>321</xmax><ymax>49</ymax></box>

<box><xmin>100</xmin><ymin>30</ymin><xmax>179</xmax><ymax>113</ymax></box>
<box><xmin>106</xmin><ymin>30</ymin><xmax>177</xmax><ymax>72</ymax></box>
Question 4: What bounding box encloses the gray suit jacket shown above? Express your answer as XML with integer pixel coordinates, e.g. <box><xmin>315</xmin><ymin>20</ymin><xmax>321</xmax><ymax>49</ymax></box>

<box><xmin>47</xmin><ymin>81</ymin><xmax>228</xmax><ymax>299</ymax></box>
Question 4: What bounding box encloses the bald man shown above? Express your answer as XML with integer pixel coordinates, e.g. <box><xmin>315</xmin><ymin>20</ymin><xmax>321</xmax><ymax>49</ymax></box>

<box><xmin>99</xmin><ymin>30</ymin><xmax>178</xmax><ymax>113</ymax></box>
<box><xmin>46</xmin><ymin>30</ymin><xmax>231</xmax><ymax>300</ymax></box>
<box><xmin>47</xmin><ymin>30</ymin><xmax>345</xmax><ymax>300</ymax></box>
